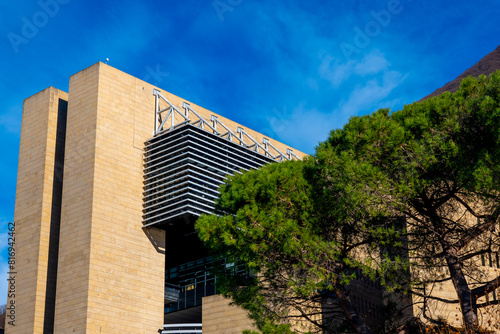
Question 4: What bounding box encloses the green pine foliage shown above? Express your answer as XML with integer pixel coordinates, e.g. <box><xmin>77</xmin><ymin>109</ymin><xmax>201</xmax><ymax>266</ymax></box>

<box><xmin>197</xmin><ymin>160</ymin><xmax>390</xmax><ymax>333</ymax></box>
<box><xmin>311</xmin><ymin>71</ymin><xmax>500</xmax><ymax>332</ymax></box>
<box><xmin>196</xmin><ymin>71</ymin><xmax>500</xmax><ymax>334</ymax></box>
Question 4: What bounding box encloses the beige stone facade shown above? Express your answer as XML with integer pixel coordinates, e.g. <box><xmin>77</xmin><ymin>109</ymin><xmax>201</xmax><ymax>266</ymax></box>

<box><xmin>410</xmin><ymin>252</ymin><xmax>500</xmax><ymax>331</ymax></box>
<box><xmin>407</xmin><ymin>204</ymin><xmax>500</xmax><ymax>332</ymax></box>
<box><xmin>202</xmin><ymin>295</ymin><xmax>257</xmax><ymax>333</ymax></box>
<box><xmin>8</xmin><ymin>87</ymin><xmax>67</xmax><ymax>333</ymax></box>
<box><xmin>7</xmin><ymin>63</ymin><xmax>306</xmax><ymax>334</ymax></box>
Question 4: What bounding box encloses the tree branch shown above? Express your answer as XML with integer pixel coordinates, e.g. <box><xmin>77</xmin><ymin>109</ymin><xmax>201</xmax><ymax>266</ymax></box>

<box><xmin>451</xmin><ymin>194</ymin><xmax>484</xmax><ymax>218</ymax></box>
<box><xmin>451</xmin><ymin>206</ymin><xmax>500</xmax><ymax>251</ymax></box>
<box><xmin>471</xmin><ymin>275</ymin><xmax>500</xmax><ymax>298</ymax></box>
<box><xmin>458</xmin><ymin>246</ymin><xmax>492</xmax><ymax>263</ymax></box>
<box><xmin>476</xmin><ymin>299</ymin><xmax>500</xmax><ymax>308</ymax></box>
<box><xmin>411</xmin><ymin>290</ymin><xmax>460</xmax><ymax>304</ymax></box>
<box><xmin>431</xmin><ymin>189</ymin><xmax>457</xmax><ymax>212</ymax></box>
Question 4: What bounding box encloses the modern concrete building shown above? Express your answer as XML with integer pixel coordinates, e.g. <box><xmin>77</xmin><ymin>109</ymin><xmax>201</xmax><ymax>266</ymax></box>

<box><xmin>8</xmin><ymin>62</ymin><xmax>500</xmax><ymax>334</ymax></box>
<box><xmin>7</xmin><ymin>62</ymin><xmax>306</xmax><ymax>334</ymax></box>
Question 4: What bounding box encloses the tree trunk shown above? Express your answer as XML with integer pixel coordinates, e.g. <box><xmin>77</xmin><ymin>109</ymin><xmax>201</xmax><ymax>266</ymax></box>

<box><xmin>443</xmin><ymin>247</ymin><xmax>479</xmax><ymax>333</ymax></box>
<box><xmin>335</xmin><ymin>287</ymin><xmax>373</xmax><ymax>334</ymax></box>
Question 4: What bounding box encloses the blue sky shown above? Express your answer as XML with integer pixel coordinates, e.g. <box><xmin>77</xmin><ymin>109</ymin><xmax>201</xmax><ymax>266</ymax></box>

<box><xmin>0</xmin><ymin>0</ymin><xmax>499</xmax><ymax>302</ymax></box>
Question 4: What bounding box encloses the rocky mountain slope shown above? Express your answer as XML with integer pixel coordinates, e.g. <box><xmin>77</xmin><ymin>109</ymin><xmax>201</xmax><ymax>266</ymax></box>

<box><xmin>423</xmin><ymin>44</ymin><xmax>500</xmax><ymax>99</ymax></box>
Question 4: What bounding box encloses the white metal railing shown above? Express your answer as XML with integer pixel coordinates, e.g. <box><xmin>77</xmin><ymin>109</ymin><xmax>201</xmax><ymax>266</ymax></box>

<box><xmin>153</xmin><ymin>89</ymin><xmax>300</xmax><ymax>162</ymax></box>
<box><xmin>160</xmin><ymin>323</ymin><xmax>202</xmax><ymax>334</ymax></box>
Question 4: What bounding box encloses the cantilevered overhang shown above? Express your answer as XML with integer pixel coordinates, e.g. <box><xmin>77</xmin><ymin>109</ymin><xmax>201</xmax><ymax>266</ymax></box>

<box><xmin>142</xmin><ymin>89</ymin><xmax>301</xmax><ymax>228</ymax></box>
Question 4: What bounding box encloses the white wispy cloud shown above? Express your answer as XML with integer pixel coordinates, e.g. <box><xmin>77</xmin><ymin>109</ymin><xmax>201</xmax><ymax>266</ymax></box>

<box><xmin>354</xmin><ymin>50</ymin><xmax>390</xmax><ymax>76</ymax></box>
<box><xmin>274</xmin><ymin>50</ymin><xmax>405</xmax><ymax>152</ymax></box>
<box><xmin>318</xmin><ymin>54</ymin><xmax>356</xmax><ymax>88</ymax></box>
<box><xmin>319</xmin><ymin>49</ymin><xmax>392</xmax><ymax>87</ymax></box>
<box><xmin>264</xmin><ymin>103</ymin><xmax>345</xmax><ymax>153</ymax></box>
<box><xmin>339</xmin><ymin>69</ymin><xmax>407</xmax><ymax>116</ymax></box>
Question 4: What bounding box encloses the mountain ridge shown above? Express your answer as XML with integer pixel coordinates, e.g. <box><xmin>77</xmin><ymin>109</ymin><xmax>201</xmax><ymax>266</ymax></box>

<box><xmin>422</xmin><ymin>44</ymin><xmax>500</xmax><ymax>99</ymax></box>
